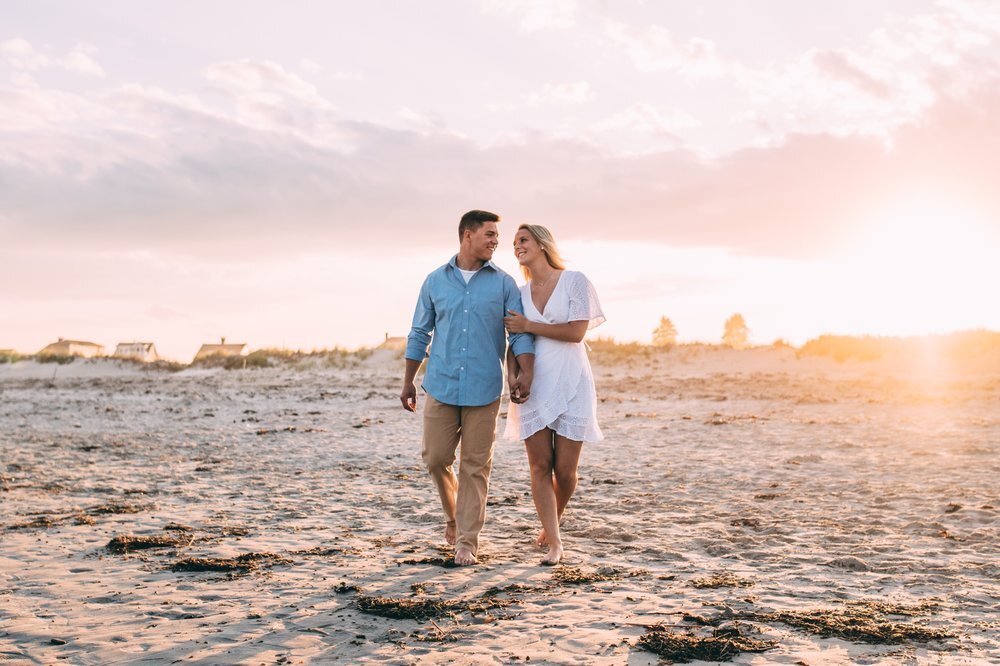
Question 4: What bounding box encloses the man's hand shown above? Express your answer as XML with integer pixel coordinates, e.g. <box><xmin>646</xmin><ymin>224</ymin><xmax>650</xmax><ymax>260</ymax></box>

<box><xmin>509</xmin><ymin>372</ymin><xmax>531</xmax><ymax>404</ymax></box>
<box><xmin>400</xmin><ymin>382</ymin><xmax>417</xmax><ymax>412</ymax></box>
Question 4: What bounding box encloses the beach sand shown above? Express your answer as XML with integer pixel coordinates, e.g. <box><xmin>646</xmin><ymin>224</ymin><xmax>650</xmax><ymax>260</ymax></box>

<box><xmin>1</xmin><ymin>347</ymin><xmax>998</xmax><ymax>664</ymax></box>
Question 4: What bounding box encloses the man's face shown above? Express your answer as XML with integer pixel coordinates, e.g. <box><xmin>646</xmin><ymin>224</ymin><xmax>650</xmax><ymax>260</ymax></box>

<box><xmin>467</xmin><ymin>221</ymin><xmax>499</xmax><ymax>261</ymax></box>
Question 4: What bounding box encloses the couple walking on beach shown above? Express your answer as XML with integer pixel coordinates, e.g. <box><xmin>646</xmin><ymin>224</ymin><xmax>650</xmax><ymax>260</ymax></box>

<box><xmin>400</xmin><ymin>210</ymin><xmax>605</xmax><ymax>566</ymax></box>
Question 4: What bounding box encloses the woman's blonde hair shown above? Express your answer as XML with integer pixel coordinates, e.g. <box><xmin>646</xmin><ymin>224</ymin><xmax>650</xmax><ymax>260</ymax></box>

<box><xmin>517</xmin><ymin>223</ymin><xmax>567</xmax><ymax>282</ymax></box>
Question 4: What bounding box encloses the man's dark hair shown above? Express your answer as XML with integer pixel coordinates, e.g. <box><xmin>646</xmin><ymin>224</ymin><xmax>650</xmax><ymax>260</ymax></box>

<box><xmin>458</xmin><ymin>210</ymin><xmax>500</xmax><ymax>241</ymax></box>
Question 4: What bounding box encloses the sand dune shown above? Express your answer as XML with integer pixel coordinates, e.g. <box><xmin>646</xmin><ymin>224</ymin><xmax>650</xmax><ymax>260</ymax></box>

<box><xmin>1</xmin><ymin>347</ymin><xmax>998</xmax><ymax>664</ymax></box>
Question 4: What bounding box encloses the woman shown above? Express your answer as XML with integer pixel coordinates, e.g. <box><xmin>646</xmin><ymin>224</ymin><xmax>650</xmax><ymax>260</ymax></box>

<box><xmin>503</xmin><ymin>224</ymin><xmax>605</xmax><ymax>565</ymax></box>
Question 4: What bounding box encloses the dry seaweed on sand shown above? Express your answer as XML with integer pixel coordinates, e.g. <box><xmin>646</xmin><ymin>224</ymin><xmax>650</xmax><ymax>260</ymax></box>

<box><xmin>412</xmin><ymin>619</ymin><xmax>458</xmax><ymax>642</ymax></box>
<box><xmin>481</xmin><ymin>583</ymin><xmax>550</xmax><ymax>598</ymax></box>
<box><xmin>637</xmin><ymin>622</ymin><xmax>776</xmax><ymax>663</ymax></box>
<box><xmin>743</xmin><ymin>600</ymin><xmax>952</xmax><ymax>644</ymax></box>
<box><xmin>85</xmin><ymin>502</ymin><xmax>154</xmax><ymax>515</ymax></box>
<box><xmin>7</xmin><ymin>515</ymin><xmax>62</xmax><ymax>530</ymax></box>
<box><xmin>552</xmin><ymin>565</ymin><xmax>642</xmax><ymax>585</ymax></box>
<box><xmin>690</xmin><ymin>572</ymin><xmax>755</xmax><ymax>589</ymax></box>
<box><xmin>355</xmin><ymin>594</ymin><xmax>513</xmax><ymax>621</ymax></box>
<box><xmin>170</xmin><ymin>552</ymin><xmax>291</xmax><ymax>574</ymax></box>
<box><xmin>106</xmin><ymin>535</ymin><xmax>190</xmax><ymax>553</ymax></box>
<box><xmin>334</xmin><ymin>581</ymin><xmax>361</xmax><ymax>594</ymax></box>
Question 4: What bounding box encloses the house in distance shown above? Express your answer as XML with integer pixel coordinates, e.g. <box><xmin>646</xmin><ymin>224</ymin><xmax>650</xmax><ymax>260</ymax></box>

<box><xmin>38</xmin><ymin>338</ymin><xmax>104</xmax><ymax>358</ymax></box>
<box><xmin>113</xmin><ymin>342</ymin><xmax>159</xmax><ymax>362</ymax></box>
<box><xmin>193</xmin><ymin>337</ymin><xmax>246</xmax><ymax>362</ymax></box>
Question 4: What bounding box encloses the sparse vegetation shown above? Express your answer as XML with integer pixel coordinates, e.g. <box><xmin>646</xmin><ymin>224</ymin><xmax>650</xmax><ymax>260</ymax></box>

<box><xmin>0</xmin><ymin>351</ymin><xmax>21</xmax><ymax>364</ymax></box>
<box><xmin>191</xmin><ymin>347</ymin><xmax>375</xmax><ymax>370</ymax></box>
<box><xmin>652</xmin><ymin>316</ymin><xmax>678</xmax><ymax>348</ymax></box>
<box><xmin>797</xmin><ymin>330</ymin><xmax>1000</xmax><ymax>363</ymax></box>
<box><xmin>34</xmin><ymin>354</ymin><xmax>76</xmax><ymax>365</ymax></box>
<box><xmin>723</xmin><ymin>314</ymin><xmax>750</xmax><ymax>350</ymax></box>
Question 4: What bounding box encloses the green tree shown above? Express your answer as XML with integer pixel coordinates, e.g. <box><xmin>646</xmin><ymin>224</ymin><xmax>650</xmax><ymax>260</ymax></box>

<box><xmin>652</xmin><ymin>316</ymin><xmax>678</xmax><ymax>347</ymax></box>
<box><xmin>723</xmin><ymin>313</ymin><xmax>750</xmax><ymax>349</ymax></box>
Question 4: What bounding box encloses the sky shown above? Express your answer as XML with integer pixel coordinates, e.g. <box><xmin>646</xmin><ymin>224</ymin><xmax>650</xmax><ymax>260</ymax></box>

<box><xmin>2</xmin><ymin>0</ymin><xmax>999</xmax><ymax>361</ymax></box>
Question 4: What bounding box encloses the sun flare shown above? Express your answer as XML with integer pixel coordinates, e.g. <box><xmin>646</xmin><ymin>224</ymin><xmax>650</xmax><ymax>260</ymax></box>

<box><xmin>837</xmin><ymin>195</ymin><xmax>998</xmax><ymax>336</ymax></box>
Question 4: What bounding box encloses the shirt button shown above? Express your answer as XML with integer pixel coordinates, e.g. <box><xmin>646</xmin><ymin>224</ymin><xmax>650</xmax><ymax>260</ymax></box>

<box><xmin>462</xmin><ymin>329</ymin><xmax>466</xmax><ymax>332</ymax></box>
<box><xmin>460</xmin><ymin>367</ymin><xmax>464</xmax><ymax>371</ymax></box>
<box><xmin>464</xmin><ymin>309</ymin><xmax>468</xmax><ymax>313</ymax></box>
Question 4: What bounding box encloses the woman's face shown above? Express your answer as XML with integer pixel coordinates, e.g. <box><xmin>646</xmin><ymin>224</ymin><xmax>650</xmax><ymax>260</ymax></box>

<box><xmin>513</xmin><ymin>229</ymin><xmax>543</xmax><ymax>265</ymax></box>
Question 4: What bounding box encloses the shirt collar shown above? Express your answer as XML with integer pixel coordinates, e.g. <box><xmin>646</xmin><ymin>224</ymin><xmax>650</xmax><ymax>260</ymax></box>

<box><xmin>448</xmin><ymin>255</ymin><xmax>497</xmax><ymax>272</ymax></box>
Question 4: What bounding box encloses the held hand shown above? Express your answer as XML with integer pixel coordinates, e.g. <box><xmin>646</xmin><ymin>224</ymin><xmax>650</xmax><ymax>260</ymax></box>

<box><xmin>400</xmin><ymin>382</ymin><xmax>417</xmax><ymax>412</ymax></box>
<box><xmin>504</xmin><ymin>309</ymin><xmax>531</xmax><ymax>334</ymax></box>
<box><xmin>509</xmin><ymin>374</ymin><xmax>531</xmax><ymax>404</ymax></box>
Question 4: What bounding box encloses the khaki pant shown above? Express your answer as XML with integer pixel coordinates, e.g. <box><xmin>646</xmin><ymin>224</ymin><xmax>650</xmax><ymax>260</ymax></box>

<box><xmin>422</xmin><ymin>394</ymin><xmax>500</xmax><ymax>556</ymax></box>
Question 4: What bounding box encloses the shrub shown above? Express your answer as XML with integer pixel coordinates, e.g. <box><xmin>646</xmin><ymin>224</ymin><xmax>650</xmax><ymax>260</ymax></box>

<box><xmin>34</xmin><ymin>354</ymin><xmax>76</xmax><ymax>365</ymax></box>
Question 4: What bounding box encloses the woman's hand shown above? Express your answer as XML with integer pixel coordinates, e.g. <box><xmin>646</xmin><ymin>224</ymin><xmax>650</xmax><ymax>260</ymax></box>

<box><xmin>504</xmin><ymin>309</ymin><xmax>532</xmax><ymax>334</ymax></box>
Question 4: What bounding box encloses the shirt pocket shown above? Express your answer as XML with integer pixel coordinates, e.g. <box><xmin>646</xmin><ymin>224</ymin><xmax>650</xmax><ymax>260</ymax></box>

<box><xmin>473</xmin><ymin>297</ymin><xmax>504</xmax><ymax>328</ymax></box>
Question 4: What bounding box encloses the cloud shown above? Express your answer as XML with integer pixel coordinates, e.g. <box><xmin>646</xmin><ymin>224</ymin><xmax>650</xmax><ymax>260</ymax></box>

<box><xmin>591</xmin><ymin>103</ymin><xmax>700</xmax><ymax>138</ymax></box>
<box><xmin>811</xmin><ymin>50</ymin><xmax>891</xmax><ymax>99</ymax></box>
<box><xmin>1</xmin><ymin>38</ymin><xmax>105</xmax><ymax>77</ymax></box>
<box><xmin>2</xmin><ymin>25</ymin><xmax>999</xmax><ymax>265</ymax></box>
<box><xmin>526</xmin><ymin>81</ymin><xmax>594</xmax><ymax>106</ymax></box>
<box><xmin>605</xmin><ymin>22</ymin><xmax>729</xmax><ymax>79</ymax></box>
<box><xmin>482</xmin><ymin>0</ymin><xmax>578</xmax><ymax>31</ymax></box>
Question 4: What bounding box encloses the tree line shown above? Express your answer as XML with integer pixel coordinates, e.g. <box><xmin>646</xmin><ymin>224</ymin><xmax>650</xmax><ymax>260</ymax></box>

<box><xmin>652</xmin><ymin>314</ymin><xmax>750</xmax><ymax>349</ymax></box>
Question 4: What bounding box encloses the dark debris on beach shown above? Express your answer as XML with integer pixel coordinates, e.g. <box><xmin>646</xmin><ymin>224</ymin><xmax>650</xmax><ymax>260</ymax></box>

<box><xmin>690</xmin><ymin>572</ymin><xmax>755</xmax><ymax>589</ymax></box>
<box><xmin>354</xmin><ymin>594</ymin><xmax>513</xmax><ymax>621</ymax></box>
<box><xmin>742</xmin><ymin>599</ymin><xmax>952</xmax><ymax>644</ymax></box>
<box><xmin>106</xmin><ymin>534</ymin><xmax>190</xmax><ymax>553</ymax></box>
<box><xmin>637</xmin><ymin>621</ymin><xmax>776</xmax><ymax>663</ymax></box>
<box><xmin>169</xmin><ymin>552</ymin><xmax>291</xmax><ymax>574</ymax></box>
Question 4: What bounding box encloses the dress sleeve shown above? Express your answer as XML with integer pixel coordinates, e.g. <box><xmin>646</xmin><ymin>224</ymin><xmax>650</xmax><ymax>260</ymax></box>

<box><xmin>567</xmin><ymin>272</ymin><xmax>606</xmax><ymax>329</ymax></box>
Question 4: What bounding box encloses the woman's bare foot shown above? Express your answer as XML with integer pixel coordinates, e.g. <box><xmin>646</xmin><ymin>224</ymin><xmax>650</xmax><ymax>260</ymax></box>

<box><xmin>454</xmin><ymin>547</ymin><xmax>478</xmax><ymax>566</ymax></box>
<box><xmin>445</xmin><ymin>521</ymin><xmax>456</xmax><ymax>545</ymax></box>
<box><xmin>540</xmin><ymin>543</ymin><xmax>563</xmax><ymax>566</ymax></box>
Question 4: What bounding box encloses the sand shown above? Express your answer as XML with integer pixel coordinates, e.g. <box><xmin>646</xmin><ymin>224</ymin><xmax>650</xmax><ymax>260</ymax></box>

<box><xmin>1</xmin><ymin>347</ymin><xmax>998</xmax><ymax>664</ymax></box>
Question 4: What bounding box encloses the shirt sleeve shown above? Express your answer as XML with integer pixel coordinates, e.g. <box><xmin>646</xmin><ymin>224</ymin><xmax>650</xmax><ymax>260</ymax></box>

<box><xmin>504</xmin><ymin>276</ymin><xmax>535</xmax><ymax>356</ymax></box>
<box><xmin>405</xmin><ymin>276</ymin><xmax>435</xmax><ymax>361</ymax></box>
<box><xmin>567</xmin><ymin>271</ymin><xmax>606</xmax><ymax>329</ymax></box>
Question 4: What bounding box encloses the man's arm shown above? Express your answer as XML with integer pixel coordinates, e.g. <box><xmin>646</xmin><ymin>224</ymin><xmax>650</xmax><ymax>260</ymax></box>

<box><xmin>510</xmin><ymin>352</ymin><xmax>534</xmax><ymax>403</ymax></box>
<box><xmin>401</xmin><ymin>279</ymin><xmax>434</xmax><ymax>412</ymax></box>
<box><xmin>401</xmin><ymin>358</ymin><xmax>422</xmax><ymax>412</ymax></box>
<box><xmin>503</xmin><ymin>276</ymin><xmax>535</xmax><ymax>402</ymax></box>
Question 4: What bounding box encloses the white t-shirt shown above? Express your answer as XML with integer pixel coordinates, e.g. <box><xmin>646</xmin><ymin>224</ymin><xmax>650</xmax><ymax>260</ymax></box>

<box><xmin>458</xmin><ymin>268</ymin><xmax>478</xmax><ymax>284</ymax></box>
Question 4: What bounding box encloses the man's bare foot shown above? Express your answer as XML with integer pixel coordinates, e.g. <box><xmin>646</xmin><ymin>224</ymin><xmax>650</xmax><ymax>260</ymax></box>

<box><xmin>444</xmin><ymin>521</ymin><xmax>457</xmax><ymax>546</ymax></box>
<box><xmin>536</xmin><ymin>528</ymin><xmax>548</xmax><ymax>548</ymax></box>
<box><xmin>454</xmin><ymin>548</ymin><xmax>478</xmax><ymax>566</ymax></box>
<box><xmin>540</xmin><ymin>543</ymin><xmax>563</xmax><ymax>566</ymax></box>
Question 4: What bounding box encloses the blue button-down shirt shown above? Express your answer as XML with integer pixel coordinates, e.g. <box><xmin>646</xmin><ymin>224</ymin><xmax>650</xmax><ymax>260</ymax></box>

<box><xmin>406</xmin><ymin>256</ymin><xmax>534</xmax><ymax>407</ymax></box>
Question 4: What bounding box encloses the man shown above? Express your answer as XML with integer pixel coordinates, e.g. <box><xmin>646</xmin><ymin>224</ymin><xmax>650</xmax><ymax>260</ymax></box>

<box><xmin>401</xmin><ymin>210</ymin><xmax>535</xmax><ymax>566</ymax></box>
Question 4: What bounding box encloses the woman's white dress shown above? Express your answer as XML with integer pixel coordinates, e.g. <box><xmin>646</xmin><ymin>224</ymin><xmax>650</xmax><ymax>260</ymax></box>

<box><xmin>505</xmin><ymin>270</ymin><xmax>605</xmax><ymax>442</ymax></box>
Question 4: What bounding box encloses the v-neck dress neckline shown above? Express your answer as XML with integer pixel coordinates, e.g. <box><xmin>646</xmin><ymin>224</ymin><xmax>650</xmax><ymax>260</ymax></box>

<box><xmin>530</xmin><ymin>271</ymin><xmax>565</xmax><ymax>319</ymax></box>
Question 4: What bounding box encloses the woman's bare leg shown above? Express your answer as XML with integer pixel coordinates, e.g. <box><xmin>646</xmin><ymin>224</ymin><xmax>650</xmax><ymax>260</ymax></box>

<box><xmin>525</xmin><ymin>429</ymin><xmax>563</xmax><ymax>564</ymax></box>
<box><xmin>537</xmin><ymin>435</ymin><xmax>583</xmax><ymax>547</ymax></box>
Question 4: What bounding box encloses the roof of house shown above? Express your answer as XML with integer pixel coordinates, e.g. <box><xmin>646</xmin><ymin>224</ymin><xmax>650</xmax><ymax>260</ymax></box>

<box><xmin>378</xmin><ymin>336</ymin><xmax>407</xmax><ymax>351</ymax></box>
<box><xmin>115</xmin><ymin>342</ymin><xmax>155</xmax><ymax>350</ymax></box>
<box><xmin>46</xmin><ymin>339</ymin><xmax>103</xmax><ymax>348</ymax></box>
<box><xmin>196</xmin><ymin>343</ymin><xmax>247</xmax><ymax>353</ymax></box>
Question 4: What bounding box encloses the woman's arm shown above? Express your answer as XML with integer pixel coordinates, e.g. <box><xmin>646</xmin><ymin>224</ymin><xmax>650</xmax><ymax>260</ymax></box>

<box><xmin>504</xmin><ymin>311</ymin><xmax>589</xmax><ymax>343</ymax></box>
